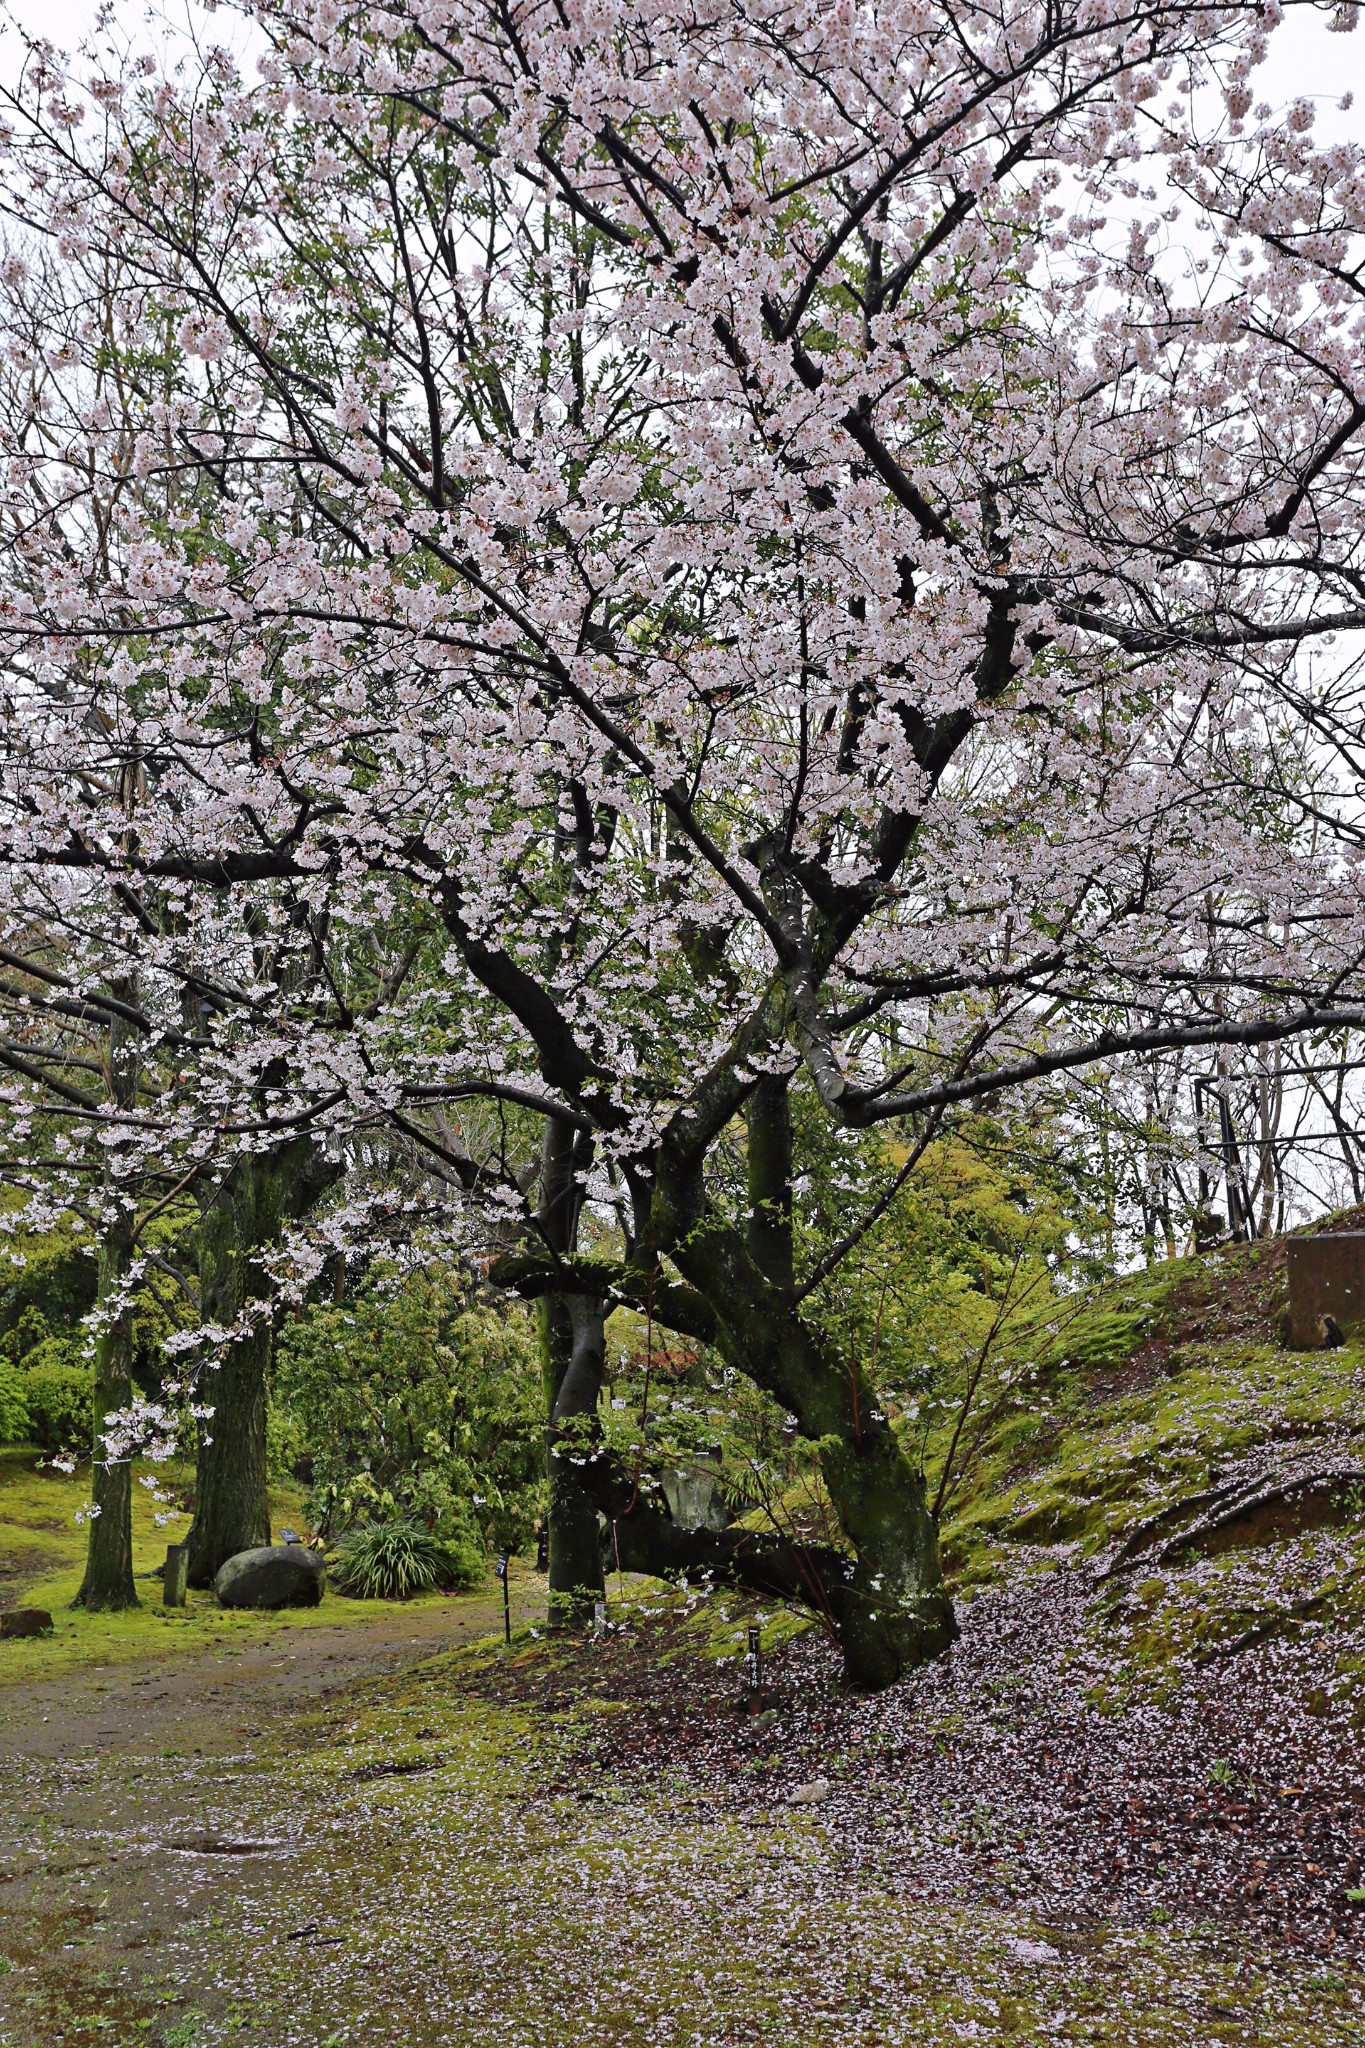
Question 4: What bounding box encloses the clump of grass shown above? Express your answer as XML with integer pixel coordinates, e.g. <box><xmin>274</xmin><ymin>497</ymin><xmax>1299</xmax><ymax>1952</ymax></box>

<box><xmin>330</xmin><ymin>1519</ymin><xmax>471</xmax><ymax>1600</ymax></box>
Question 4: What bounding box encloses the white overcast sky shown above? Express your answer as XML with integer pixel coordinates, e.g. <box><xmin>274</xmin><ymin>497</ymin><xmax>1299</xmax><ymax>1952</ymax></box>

<box><xmin>2</xmin><ymin>0</ymin><xmax>1364</xmax><ymax>116</ymax></box>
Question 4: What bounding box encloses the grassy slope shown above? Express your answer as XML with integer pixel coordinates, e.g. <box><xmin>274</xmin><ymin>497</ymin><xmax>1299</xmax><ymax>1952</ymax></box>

<box><xmin>936</xmin><ymin>1226</ymin><xmax>1365</xmax><ymax>1695</ymax></box>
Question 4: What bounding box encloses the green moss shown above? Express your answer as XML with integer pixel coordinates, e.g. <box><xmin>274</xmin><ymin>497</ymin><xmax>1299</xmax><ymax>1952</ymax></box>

<box><xmin>942</xmin><ymin>1333</ymin><xmax>1365</xmax><ymax>1582</ymax></box>
<box><xmin>1</xmin><ymin>1596</ymin><xmax>1361</xmax><ymax>2045</ymax></box>
<box><xmin>929</xmin><ymin>1230</ymin><xmax>1365</xmax><ymax>1721</ymax></box>
<box><xmin>0</xmin><ymin>1447</ymin><xmax>484</xmax><ymax>1683</ymax></box>
<box><xmin>185</xmin><ymin>1650</ymin><xmax>1362</xmax><ymax>2045</ymax></box>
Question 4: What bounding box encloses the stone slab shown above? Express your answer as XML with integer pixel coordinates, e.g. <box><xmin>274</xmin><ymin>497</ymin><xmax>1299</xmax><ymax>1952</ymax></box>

<box><xmin>1285</xmin><ymin>1233</ymin><xmax>1365</xmax><ymax>1347</ymax></box>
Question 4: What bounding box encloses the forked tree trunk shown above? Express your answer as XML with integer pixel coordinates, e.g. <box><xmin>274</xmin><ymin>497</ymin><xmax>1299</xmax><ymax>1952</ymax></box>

<box><xmin>73</xmin><ymin>1213</ymin><xmax>139</xmax><ymax>1612</ymax></box>
<box><xmin>668</xmin><ymin>1075</ymin><xmax>955</xmax><ymax>1691</ymax></box>
<box><xmin>185</xmin><ymin>1138</ymin><xmax>334</xmax><ymax>1587</ymax></box>
<box><xmin>506</xmin><ymin>1086</ymin><xmax>955</xmax><ymax>1685</ymax></box>
<box><xmin>675</xmin><ymin>1220</ymin><xmax>955</xmax><ymax>1689</ymax></box>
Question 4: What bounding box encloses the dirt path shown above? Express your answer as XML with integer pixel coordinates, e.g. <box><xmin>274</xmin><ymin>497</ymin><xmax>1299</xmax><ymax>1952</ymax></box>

<box><xmin>0</xmin><ymin>1592</ymin><xmax>517</xmax><ymax>2048</ymax></box>
<box><xmin>0</xmin><ymin>1596</ymin><xmax>502</xmax><ymax>1763</ymax></box>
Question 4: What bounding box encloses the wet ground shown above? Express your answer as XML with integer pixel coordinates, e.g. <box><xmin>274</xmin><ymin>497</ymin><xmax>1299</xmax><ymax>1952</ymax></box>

<box><xmin>1</xmin><ymin>1580</ymin><xmax>1362</xmax><ymax>2048</ymax></box>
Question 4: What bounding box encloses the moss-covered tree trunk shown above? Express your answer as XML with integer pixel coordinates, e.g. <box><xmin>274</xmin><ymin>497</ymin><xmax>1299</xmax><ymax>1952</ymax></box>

<box><xmin>72</xmin><ymin>1212</ymin><xmax>139</xmax><ymax>1612</ymax></box>
<box><xmin>538</xmin><ymin>1117</ymin><xmax>605</xmax><ymax>1630</ymax></box>
<box><xmin>541</xmin><ymin>1292</ymin><xmax>608</xmax><ymax>1628</ymax></box>
<box><xmin>185</xmin><ymin>1138</ymin><xmax>335</xmax><ymax>1588</ymax></box>
<box><xmin>675</xmin><ymin>1229</ymin><xmax>953</xmax><ymax>1689</ymax></box>
<box><xmin>661</xmin><ymin>1076</ymin><xmax>955</xmax><ymax>1691</ymax></box>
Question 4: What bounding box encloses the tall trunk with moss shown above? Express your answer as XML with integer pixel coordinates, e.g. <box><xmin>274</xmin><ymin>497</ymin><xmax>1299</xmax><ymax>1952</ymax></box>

<box><xmin>497</xmin><ymin>1076</ymin><xmax>955</xmax><ymax>1688</ymax></box>
<box><xmin>662</xmin><ymin>1075</ymin><xmax>954</xmax><ymax>1691</ymax></box>
<box><xmin>538</xmin><ymin>1116</ymin><xmax>605</xmax><ymax>1629</ymax></box>
<box><xmin>75</xmin><ymin>983</ymin><xmax>142</xmax><ymax>1614</ymax></box>
<box><xmin>185</xmin><ymin>1138</ymin><xmax>335</xmax><ymax>1587</ymax></box>
<box><xmin>73</xmin><ymin>1210</ymin><xmax>139</xmax><ymax>1611</ymax></box>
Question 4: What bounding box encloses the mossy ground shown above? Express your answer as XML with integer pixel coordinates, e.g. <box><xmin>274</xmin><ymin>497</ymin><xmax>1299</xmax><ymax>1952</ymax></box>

<box><xmin>3</xmin><ymin>1234</ymin><xmax>1364</xmax><ymax>2044</ymax></box>
<box><xmin>939</xmin><ymin>1238</ymin><xmax>1365</xmax><ymax>1568</ymax></box>
<box><xmin>0</xmin><ymin>1625</ymin><xmax>1359</xmax><ymax>2048</ymax></box>
<box><xmin>0</xmin><ymin>1448</ymin><xmax>472</xmax><ymax>1683</ymax></box>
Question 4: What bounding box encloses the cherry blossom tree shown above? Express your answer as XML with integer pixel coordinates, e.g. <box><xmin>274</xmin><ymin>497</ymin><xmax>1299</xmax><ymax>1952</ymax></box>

<box><xmin>5</xmin><ymin>0</ymin><xmax>1365</xmax><ymax>1682</ymax></box>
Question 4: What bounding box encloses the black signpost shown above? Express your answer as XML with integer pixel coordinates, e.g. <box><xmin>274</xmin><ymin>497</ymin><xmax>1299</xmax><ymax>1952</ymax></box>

<box><xmin>747</xmin><ymin>1625</ymin><xmax>762</xmax><ymax>1695</ymax></box>
<box><xmin>496</xmin><ymin>1552</ymin><xmax>511</xmax><ymax>1644</ymax></box>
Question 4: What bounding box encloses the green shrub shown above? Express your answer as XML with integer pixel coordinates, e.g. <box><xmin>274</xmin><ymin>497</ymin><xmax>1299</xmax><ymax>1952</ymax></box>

<box><xmin>0</xmin><ymin>1357</ymin><xmax>30</xmax><ymax>1443</ymax></box>
<box><xmin>22</xmin><ymin>1338</ymin><xmax>92</xmax><ymax>1452</ymax></box>
<box><xmin>266</xmin><ymin>1395</ymin><xmax>309</xmax><ymax>1481</ymax></box>
<box><xmin>0</xmin><ymin>1212</ymin><xmax>97</xmax><ymax>1337</ymax></box>
<box><xmin>273</xmin><ymin>1269</ymin><xmax>543</xmax><ymax>1554</ymax></box>
<box><xmin>330</xmin><ymin>1518</ymin><xmax>480</xmax><ymax>1600</ymax></box>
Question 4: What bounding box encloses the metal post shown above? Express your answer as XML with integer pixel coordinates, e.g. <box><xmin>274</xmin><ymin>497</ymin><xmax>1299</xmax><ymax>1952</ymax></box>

<box><xmin>496</xmin><ymin>1552</ymin><xmax>511</xmax><ymax>1644</ymax></box>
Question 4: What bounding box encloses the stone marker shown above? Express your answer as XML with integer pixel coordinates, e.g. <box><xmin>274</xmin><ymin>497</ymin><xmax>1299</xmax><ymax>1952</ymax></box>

<box><xmin>0</xmin><ymin>1608</ymin><xmax>54</xmax><ymax>1639</ymax></box>
<box><xmin>660</xmin><ymin>1463</ymin><xmax>731</xmax><ymax>1534</ymax></box>
<box><xmin>1286</xmin><ymin>1233</ymin><xmax>1365</xmax><ymax>1347</ymax></box>
<box><xmin>163</xmin><ymin>1543</ymin><xmax>189</xmax><ymax>1608</ymax></box>
<box><xmin>213</xmin><ymin>1544</ymin><xmax>325</xmax><ymax>1610</ymax></box>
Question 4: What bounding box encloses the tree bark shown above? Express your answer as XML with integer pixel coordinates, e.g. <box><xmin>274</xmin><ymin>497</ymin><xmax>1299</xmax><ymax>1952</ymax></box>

<box><xmin>497</xmin><ymin>1217</ymin><xmax>956</xmax><ymax>1687</ymax></box>
<box><xmin>586</xmin><ymin>1447</ymin><xmax>852</xmax><ymax>1618</ymax></box>
<box><xmin>542</xmin><ymin>1292</ymin><xmax>608</xmax><ymax>1628</ymax></box>
<box><xmin>73</xmin><ymin>1212</ymin><xmax>139</xmax><ymax>1612</ymax></box>
<box><xmin>747</xmin><ymin>1074</ymin><xmax>795</xmax><ymax>1291</ymax></box>
<box><xmin>499</xmin><ymin>1088</ymin><xmax>956</xmax><ymax>1685</ymax></box>
<box><xmin>663</xmin><ymin>1106</ymin><xmax>956</xmax><ymax>1691</ymax></box>
<box><xmin>185</xmin><ymin>1138</ymin><xmax>335</xmax><ymax>1587</ymax></box>
<box><xmin>687</xmin><ymin>1220</ymin><xmax>954</xmax><ymax>1687</ymax></box>
<box><xmin>537</xmin><ymin>1116</ymin><xmax>605</xmax><ymax>1629</ymax></box>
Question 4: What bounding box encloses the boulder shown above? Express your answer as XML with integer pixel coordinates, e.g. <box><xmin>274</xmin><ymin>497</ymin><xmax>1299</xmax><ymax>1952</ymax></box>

<box><xmin>214</xmin><ymin>1545</ymin><xmax>325</xmax><ymax>1610</ymax></box>
<box><xmin>0</xmin><ymin>1607</ymin><xmax>53</xmax><ymax>1639</ymax></box>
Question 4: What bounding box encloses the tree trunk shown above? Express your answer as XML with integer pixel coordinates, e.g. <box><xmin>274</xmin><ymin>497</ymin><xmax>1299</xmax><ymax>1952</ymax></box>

<box><xmin>542</xmin><ymin>1293</ymin><xmax>607</xmax><ymax>1629</ymax></box>
<box><xmin>537</xmin><ymin>1115</ymin><xmax>605</xmax><ymax>1628</ymax></box>
<box><xmin>185</xmin><ymin>1139</ymin><xmax>335</xmax><ymax>1587</ymax></box>
<box><xmin>661</xmin><ymin>1087</ymin><xmax>956</xmax><ymax>1690</ymax></box>
<box><xmin>684</xmin><ymin>1219</ymin><xmax>955</xmax><ymax>1688</ymax></box>
<box><xmin>73</xmin><ymin>1213</ymin><xmax>139</xmax><ymax>1612</ymax></box>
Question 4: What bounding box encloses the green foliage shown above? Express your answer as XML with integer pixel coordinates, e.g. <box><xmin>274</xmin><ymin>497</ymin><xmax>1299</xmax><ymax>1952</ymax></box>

<box><xmin>273</xmin><ymin>1266</ymin><xmax>542</xmax><ymax>1555</ymax></box>
<box><xmin>265</xmin><ymin>1395</ymin><xmax>309</xmax><ymax>1482</ymax></box>
<box><xmin>0</xmin><ymin>1356</ymin><xmax>30</xmax><ymax>1442</ymax></box>
<box><xmin>330</xmin><ymin>1517</ymin><xmax>479</xmax><ymax>1599</ymax></box>
<box><xmin>601</xmin><ymin>1117</ymin><xmax>1107</xmax><ymax>1539</ymax></box>
<box><xmin>0</xmin><ymin>1208</ymin><xmax>97</xmax><ymax>1337</ymax></box>
<box><xmin>21</xmin><ymin>1336</ymin><xmax>93</xmax><ymax>1452</ymax></box>
<box><xmin>796</xmin><ymin>1125</ymin><xmax>1095</xmax><ymax>1398</ymax></box>
<box><xmin>0</xmin><ymin>1203</ymin><xmax>197</xmax><ymax>1448</ymax></box>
